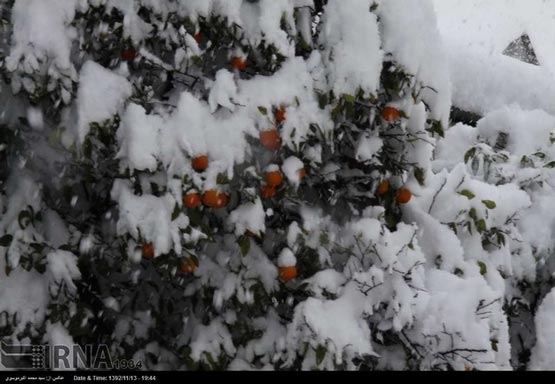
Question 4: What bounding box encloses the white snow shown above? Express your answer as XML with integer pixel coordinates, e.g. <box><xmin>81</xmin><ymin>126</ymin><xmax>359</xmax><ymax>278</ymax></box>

<box><xmin>43</xmin><ymin>210</ymin><xmax>70</xmax><ymax>248</ymax></box>
<box><xmin>47</xmin><ymin>250</ymin><xmax>81</xmax><ymax>295</ymax></box>
<box><xmin>27</xmin><ymin>107</ymin><xmax>44</xmax><ymax>131</ymax></box>
<box><xmin>45</xmin><ymin>322</ymin><xmax>77</xmax><ymax>370</ymax></box>
<box><xmin>413</xmin><ymin>269</ymin><xmax>510</xmax><ymax>370</ymax></box>
<box><xmin>529</xmin><ymin>289</ymin><xmax>555</xmax><ymax>370</ymax></box>
<box><xmin>4</xmin><ymin>0</ymin><xmax>555</xmax><ymax>372</ymax></box>
<box><xmin>228</xmin><ymin>198</ymin><xmax>266</xmax><ymax>237</ymax></box>
<box><xmin>304</xmin><ymin>269</ymin><xmax>347</xmax><ymax>298</ymax></box>
<box><xmin>0</xmin><ymin>270</ymin><xmax>49</xmax><ymax>332</ymax></box>
<box><xmin>106</xmin><ymin>0</ymin><xmax>152</xmax><ymax>44</ymax></box>
<box><xmin>447</xmin><ymin>47</ymin><xmax>555</xmax><ymax>116</ymax></box>
<box><xmin>379</xmin><ymin>0</ymin><xmax>452</xmax><ymax>125</ymax></box>
<box><xmin>189</xmin><ymin>319</ymin><xmax>236</xmax><ymax>362</ymax></box>
<box><xmin>117</xmin><ymin>104</ymin><xmax>163</xmax><ymax>172</ymax></box>
<box><xmin>76</xmin><ymin>61</ymin><xmax>132</xmax><ymax>144</ymax></box>
<box><xmin>244</xmin><ymin>310</ymin><xmax>286</xmax><ymax>365</ymax></box>
<box><xmin>207</xmin><ymin>69</ymin><xmax>238</xmax><ymax>113</ymax></box>
<box><xmin>265</xmin><ymin>164</ymin><xmax>279</xmax><ymax>173</ymax></box>
<box><xmin>281</xmin><ymin>156</ymin><xmax>304</xmax><ymax>188</ymax></box>
<box><xmin>476</xmin><ymin>105</ymin><xmax>555</xmax><ymax>157</ymax></box>
<box><xmin>287</xmin><ymin>292</ymin><xmax>377</xmax><ymax>369</ymax></box>
<box><xmin>319</xmin><ymin>0</ymin><xmax>383</xmax><ymax>96</ymax></box>
<box><xmin>111</xmin><ymin>180</ymin><xmax>183</xmax><ymax>256</ymax></box>
<box><xmin>6</xmin><ymin>0</ymin><xmax>77</xmax><ymax>71</ymax></box>
<box><xmin>433</xmin><ymin>0</ymin><xmax>555</xmax><ymax>117</ymax></box>
<box><xmin>237</xmin><ymin>57</ymin><xmax>333</xmax><ymax>150</ymax></box>
<box><xmin>433</xmin><ymin>0</ymin><xmax>555</xmax><ymax>75</ymax></box>
<box><xmin>355</xmin><ymin>135</ymin><xmax>383</xmax><ymax>163</ymax></box>
<box><xmin>277</xmin><ymin>248</ymin><xmax>296</xmax><ymax>267</ymax></box>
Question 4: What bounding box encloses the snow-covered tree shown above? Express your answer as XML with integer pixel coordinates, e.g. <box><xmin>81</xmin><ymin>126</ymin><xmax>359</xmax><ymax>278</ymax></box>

<box><xmin>1</xmin><ymin>0</ymin><xmax>554</xmax><ymax>371</ymax></box>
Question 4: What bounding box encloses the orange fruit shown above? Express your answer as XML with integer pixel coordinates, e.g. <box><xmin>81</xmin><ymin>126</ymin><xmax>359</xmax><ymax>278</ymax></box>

<box><xmin>259</xmin><ymin>129</ymin><xmax>281</xmax><ymax>151</ymax></box>
<box><xmin>279</xmin><ymin>266</ymin><xmax>297</xmax><ymax>281</ymax></box>
<box><xmin>275</xmin><ymin>105</ymin><xmax>286</xmax><ymax>123</ymax></box>
<box><xmin>121</xmin><ymin>47</ymin><xmax>136</xmax><ymax>61</ymax></box>
<box><xmin>260</xmin><ymin>185</ymin><xmax>276</xmax><ymax>198</ymax></box>
<box><xmin>297</xmin><ymin>168</ymin><xmax>306</xmax><ymax>179</ymax></box>
<box><xmin>192</xmin><ymin>155</ymin><xmax>208</xmax><ymax>172</ymax></box>
<box><xmin>183</xmin><ymin>192</ymin><xmax>201</xmax><ymax>208</ymax></box>
<box><xmin>193</xmin><ymin>33</ymin><xmax>203</xmax><ymax>44</ymax></box>
<box><xmin>142</xmin><ymin>242</ymin><xmax>154</xmax><ymax>259</ymax></box>
<box><xmin>178</xmin><ymin>257</ymin><xmax>197</xmax><ymax>273</ymax></box>
<box><xmin>395</xmin><ymin>187</ymin><xmax>412</xmax><ymax>204</ymax></box>
<box><xmin>266</xmin><ymin>170</ymin><xmax>282</xmax><ymax>187</ymax></box>
<box><xmin>214</xmin><ymin>193</ymin><xmax>228</xmax><ymax>209</ymax></box>
<box><xmin>377</xmin><ymin>179</ymin><xmax>389</xmax><ymax>195</ymax></box>
<box><xmin>381</xmin><ymin>106</ymin><xmax>400</xmax><ymax>122</ymax></box>
<box><xmin>245</xmin><ymin>230</ymin><xmax>258</xmax><ymax>238</ymax></box>
<box><xmin>202</xmin><ymin>190</ymin><xmax>219</xmax><ymax>207</ymax></box>
<box><xmin>231</xmin><ymin>56</ymin><xmax>247</xmax><ymax>70</ymax></box>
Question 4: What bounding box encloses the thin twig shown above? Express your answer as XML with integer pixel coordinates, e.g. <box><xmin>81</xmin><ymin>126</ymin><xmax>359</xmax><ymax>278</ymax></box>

<box><xmin>428</xmin><ymin>177</ymin><xmax>448</xmax><ymax>214</ymax></box>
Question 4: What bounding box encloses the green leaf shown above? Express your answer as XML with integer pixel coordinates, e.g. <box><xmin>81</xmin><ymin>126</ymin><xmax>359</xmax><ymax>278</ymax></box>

<box><xmin>454</xmin><ymin>268</ymin><xmax>464</xmax><ymax>277</ymax></box>
<box><xmin>150</xmin><ymin>182</ymin><xmax>160</xmax><ymax>195</ymax></box>
<box><xmin>331</xmin><ymin>103</ymin><xmax>342</xmax><ymax>120</ymax></box>
<box><xmin>491</xmin><ymin>339</ymin><xmax>498</xmax><ymax>352</ymax></box>
<box><xmin>458</xmin><ymin>189</ymin><xmax>475</xmax><ymax>200</ymax></box>
<box><xmin>318</xmin><ymin>93</ymin><xmax>329</xmax><ymax>109</ymax></box>
<box><xmin>204</xmin><ymin>352</ymin><xmax>217</xmax><ymax>370</ymax></box>
<box><xmin>238</xmin><ymin>236</ymin><xmax>250</xmax><ymax>257</ymax></box>
<box><xmin>434</xmin><ymin>255</ymin><xmax>442</xmax><ymax>268</ymax></box>
<box><xmin>187</xmin><ymin>208</ymin><xmax>202</xmax><ymax>227</ymax></box>
<box><xmin>257</xmin><ymin>106</ymin><xmax>268</xmax><ymax>115</ymax></box>
<box><xmin>18</xmin><ymin>210</ymin><xmax>32</xmax><ymax>230</ymax></box>
<box><xmin>191</xmin><ymin>55</ymin><xmax>202</xmax><ymax>66</ymax></box>
<box><xmin>464</xmin><ymin>148</ymin><xmax>476</xmax><ymax>164</ymax></box>
<box><xmin>0</xmin><ymin>234</ymin><xmax>13</xmax><ymax>247</ymax></box>
<box><xmin>429</xmin><ymin>120</ymin><xmax>445</xmax><ymax>138</ymax></box>
<box><xmin>82</xmin><ymin>137</ymin><xmax>92</xmax><ymax>159</ymax></box>
<box><xmin>521</xmin><ymin>155</ymin><xmax>532</xmax><ymax>167</ymax></box>
<box><xmin>469</xmin><ymin>208</ymin><xmax>478</xmax><ymax>221</ymax></box>
<box><xmin>216</xmin><ymin>173</ymin><xmax>230</xmax><ymax>185</ymax></box>
<box><xmin>476</xmin><ymin>219</ymin><xmax>487</xmax><ymax>233</ymax></box>
<box><xmin>18</xmin><ymin>117</ymin><xmax>30</xmax><ymax>127</ymax></box>
<box><xmin>342</xmin><ymin>94</ymin><xmax>355</xmax><ymax>104</ymax></box>
<box><xmin>471</xmin><ymin>156</ymin><xmax>480</xmax><ymax>174</ymax></box>
<box><xmin>497</xmin><ymin>232</ymin><xmax>506</xmax><ymax>247</ymax></box>
<box><xmin>29</xmin><ymin>242</ymin><xmax>45</xmax><ymax>253</ymax></box>
<box><xmin>182</xmin><ymin>17</ymin><xmax>195</xmax><ymax>33</ymax></box>
<box><xmin>289</xmin><ymin>127</ymin><xmax>297</xmax><ymax>139</ymax></box>
<box><xmin>189</xmin><ymin>254</ymin><xmax>199</xmax><ymax>266</ymax></box>
<box><xmin>481</xmin><ymin>200</ymin><xmax>496</xmax><ymax>209</ymax></box>
<box><xmin>384</xmin><ymin>213</ymin><xmax>397</xmax><ymax>229</ymax></box>
<box><xmin>414</xmin><ymin>167</ymin><xmax>425</xmax><ymax>186</ymax></box>
<box><xmin>478</xmin><ymin>261</ymin><xmax>487</xmax><ymax>275</ymax></box>
<box><xmin>171</xmin><ymin>204</ymin><xmax>181</xmax><ymax>221</ymax></box>
<box><xmin>315</xmin><ymin>345</ymin><xmax>327</xmax><ymax>366</ymax></box>
<box><xmin>319</xmin><ymin>232</ymin><xmax>329</xmax><ymax>246</ymax></box>
<box><xmin>544</xmin><ymin>161</ymin><xmax>555</xmax><ymax>168</ymax></box>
